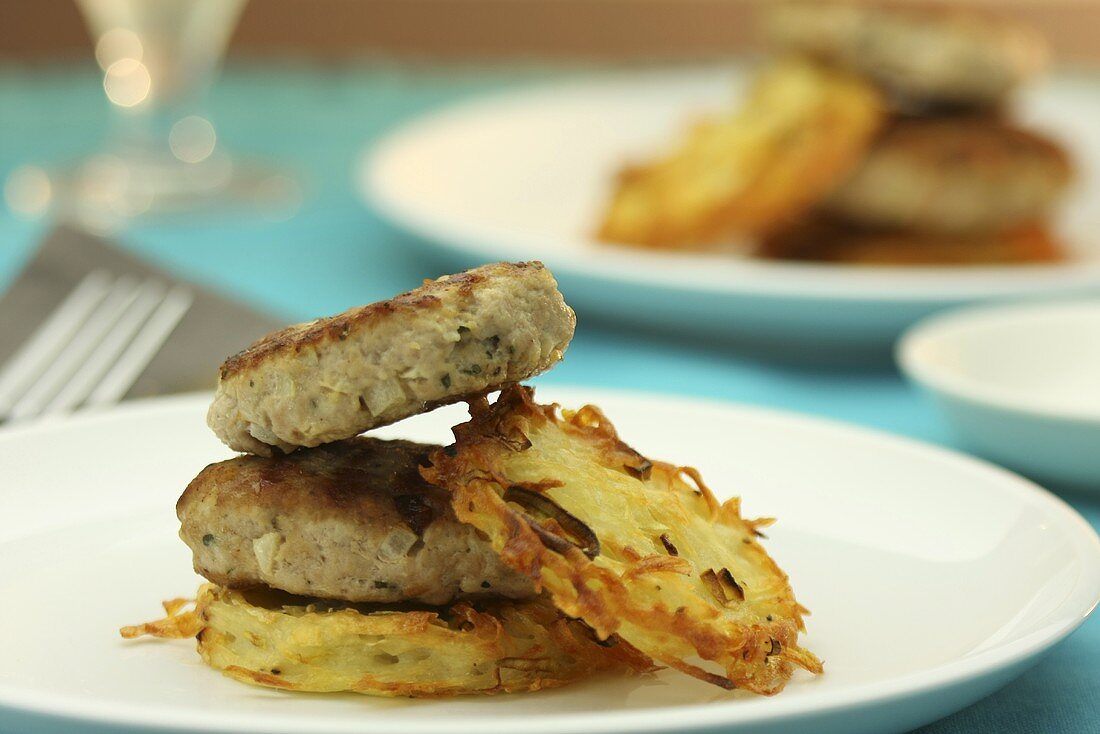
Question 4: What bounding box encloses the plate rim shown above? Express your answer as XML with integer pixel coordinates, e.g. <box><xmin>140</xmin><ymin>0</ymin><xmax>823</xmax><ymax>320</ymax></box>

<box><xmin>1</xmin><ymin>389</ymin><xmax>1098</xmax><ymax>734</ymax></box>
<box><xmin>898</xmin><ymin>299</ymin><xmax>1100</xmax><ymax>425</ymax></box>
<box><xmin>361</xmin><ymin>67</ymin><xmax>1100</xmax><ymax>305</ymax></box>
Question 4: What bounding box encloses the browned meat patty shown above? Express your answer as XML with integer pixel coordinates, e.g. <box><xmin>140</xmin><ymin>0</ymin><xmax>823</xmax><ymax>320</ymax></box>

<box><xmin>825</xmin><ymin>116</ymin><xmax>1072</xmax><ymax>235</ymax></box>
<box><xmin>763</xmin><ymin>1</ymin><xmax>1047</xmax><ymax>107</ymax></box>
<box><xmin>177</xmin><ymin>437</ymin><xmax>537</xmax><ymax>605</ymax></box>
<box><xmin>207</xmin><ymin>261</ymin><xmax>575</xmax><ymax>456</ymax></box>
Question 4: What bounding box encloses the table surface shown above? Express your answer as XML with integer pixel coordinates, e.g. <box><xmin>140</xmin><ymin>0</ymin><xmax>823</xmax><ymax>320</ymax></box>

<box><xmin>0</xmin><ymin>61</ymin><xmax>1097</xmax><ymax>734</ymax></box>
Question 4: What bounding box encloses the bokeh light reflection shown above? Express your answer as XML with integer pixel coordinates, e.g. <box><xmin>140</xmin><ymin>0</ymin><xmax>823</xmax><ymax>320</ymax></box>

<box><xmin>94</xmin><ymin>28</ymin><xmax>143</xmax><ymax>70</ymax></box>
<box><xmin>169</xmin><ymin>116</ymin><xmax>218</xmax><ymax>163</ymax></box>
<box><xmin>103</xmin><ymin>58</ymin><xmax>151</xmax><ymax>108</ymax></box>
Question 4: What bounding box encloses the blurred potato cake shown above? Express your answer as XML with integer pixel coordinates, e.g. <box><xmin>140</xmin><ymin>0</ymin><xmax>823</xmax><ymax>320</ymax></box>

<box><xmin>760</xmin><ymin>218</ymin><xmax>1063</xmax><ymax>265</ymax></box>
<box><xmin>762</xmin><ymin>0</ymin><xmax>1047</xmax><ymax>108</ymax></box>
<box><xmin>597</xmin><ymin>58</ymin><xmax>883</xmax><ymax>248</ymax></box>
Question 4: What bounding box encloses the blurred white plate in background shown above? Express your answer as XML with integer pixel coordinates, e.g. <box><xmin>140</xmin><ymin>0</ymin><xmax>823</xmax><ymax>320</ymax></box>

<box><xmin>363</xmin><ymin>66</ymin><xmax>1100</xmax><ymax>357</ymax></box>
<box><xmin>1</xmin><ymin>389</ymin><xmax>1098</xmax><ymax>734</ymax></box>
<box><xmin>899</xmin><ymin>299</ymin><xmax>1100</xmax><ymax>489</ymax></box>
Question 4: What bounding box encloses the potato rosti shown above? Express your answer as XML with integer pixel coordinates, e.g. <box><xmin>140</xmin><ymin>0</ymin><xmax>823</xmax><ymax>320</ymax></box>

<box><xmin>122</xmin><ymin>584</ymin><xmax>656</xmax><ymax>697</ymax></box>
<box><xmin>422</xmin><ymin>385</ymin><xmax>822</xmax><ymax>694</ymax></box>
<box><xmin>597</xmin><ymin>58</ymin><xmax>883</xmax><ymax>249</ymax></box>
<box><xmin>759</xmin><ymin>218</ymin><xmax>1064</xmax><ymax>265</ymax></box>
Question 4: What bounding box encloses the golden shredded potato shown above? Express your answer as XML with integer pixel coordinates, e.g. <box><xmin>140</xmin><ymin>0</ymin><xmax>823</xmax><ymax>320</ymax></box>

<box><xmin>423</xmin><ymin>386</ymin><xmax>823</xmax><ymax>695</ymax></box>
<box><xmin>121</xmin><ymin>584</ymin><xmax>655</xmax><ymax>697</ymax></box>
<box><xmin>597</xmin><ymin>57</ymin><xmax>883</xmax><ymax>249</ymax></box>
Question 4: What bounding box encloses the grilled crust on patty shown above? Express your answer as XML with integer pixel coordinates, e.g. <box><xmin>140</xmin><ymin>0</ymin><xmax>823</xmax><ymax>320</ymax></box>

<box><xmin>177</xmin><ymin>437</ymin><xmax>537</xmax><ymax>605</ymax></box>
<box><xmin>824</xmin><ymin>116</ymin><xmax>1072</xmax><ymax>235</ymax></box>
<box><xmin>208</xmin><ymin>261</ymin><xmax>576</xmax><ymax>456</ymax></box>
<box><xmin>763</xmin><ymin>1</ymin><xmax>1047</xmax><ymax>107</ymax></box>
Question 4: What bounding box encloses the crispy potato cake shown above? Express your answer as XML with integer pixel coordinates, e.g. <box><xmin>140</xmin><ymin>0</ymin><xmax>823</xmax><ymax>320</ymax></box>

<box><xmin>422</xmin><ymin>386</ymin><xmax>822</xmax><ymax>694</ymax></box>
<box><xmin>763</xmin><ymin>1</ymin><xmax>1047</xmax><ymax>107</ymax></box>
<box><xmin>178</xmin><ymin>438</ymin><xmax>536</xmax><ymax>605</ymax></box>
<box><xmin>597</xmin><ymin>58</ymin><xmax>883</xmax><ymax>249</ymax></box>
<box><xmin>825</xmin><ymin>116</ymin><xmax>1072</xmax><ymax>235</ymax></box>
<box><xmin>759</xmin><ymin>218</ymin><xmax>1064</xmax><ymax>265</ymax></box>
<box><xmin>208</xmin><ymin>262</ymin><xmax>575</xmax><ymax>456</ymax></box>
<box><xmin>121</xmin><ymin>584</ymin><xmax>655</xmax><ymax>697</ymax></box>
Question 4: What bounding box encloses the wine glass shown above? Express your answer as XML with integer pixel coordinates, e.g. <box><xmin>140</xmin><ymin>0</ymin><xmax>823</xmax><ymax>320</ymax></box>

<box><xmin>9</xmin><ymin>0</ymin><xmax>297</xmax><ymax>233</ymax></box>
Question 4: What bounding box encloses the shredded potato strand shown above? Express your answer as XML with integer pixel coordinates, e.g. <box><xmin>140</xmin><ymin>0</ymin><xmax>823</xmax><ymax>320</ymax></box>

<box><xmin>119</xmin><ymin>598</ymin><xmax>201</xmax><ymax>639</ymax></box>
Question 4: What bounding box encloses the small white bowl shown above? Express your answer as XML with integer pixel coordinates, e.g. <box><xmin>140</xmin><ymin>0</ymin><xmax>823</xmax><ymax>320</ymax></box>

<box><xmin>898</xmin><ymin>300</ymin><xmax>1100</xmax><ymax>491</ymax></box>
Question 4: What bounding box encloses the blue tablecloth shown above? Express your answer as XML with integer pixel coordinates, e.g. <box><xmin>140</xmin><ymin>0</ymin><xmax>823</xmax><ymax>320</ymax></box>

<box><xmin>1</xmin><ymin>61</ymin><xmax>1097</xmax><ymax>733</ymax></box>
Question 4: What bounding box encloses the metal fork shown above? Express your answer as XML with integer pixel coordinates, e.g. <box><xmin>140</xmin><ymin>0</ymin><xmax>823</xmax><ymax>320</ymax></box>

<box><xmin>0</xmin><ymin>270</ymin><xmax>194</xmax><ymax>423</ymax></box>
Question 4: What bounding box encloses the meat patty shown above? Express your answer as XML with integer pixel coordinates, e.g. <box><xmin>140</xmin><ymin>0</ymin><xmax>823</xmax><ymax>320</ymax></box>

<box><xmin>208</xmin><ymin>261</ymin><xmax>575</xmax><ymax>455</ymax></box>
<box><xmin>824</xmin><ymin>116</ymin><xmax>1072</xmax><ymax>234</ymax></box>
<box><xmin>762</xmin><ymin>1</ymin><xmax>1047</xmax><ymax>108</ymax></box>
<box><xmin>177</xmin><ymin>437</ymin><xmax>537</xmax><ymax>605</ymax></box>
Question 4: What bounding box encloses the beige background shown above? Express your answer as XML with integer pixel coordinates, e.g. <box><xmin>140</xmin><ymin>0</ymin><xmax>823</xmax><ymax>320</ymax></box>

<box><xmin>2</xmin><ymin>0</ymin><xmax>1099</xmax><ymax>62</ymax></box>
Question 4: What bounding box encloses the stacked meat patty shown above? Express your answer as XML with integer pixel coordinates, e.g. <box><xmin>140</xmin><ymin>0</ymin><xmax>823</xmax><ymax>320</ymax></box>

<box><xmin>192</xmin><ymin>262</ymin><xmax>576</xmax><ymax>608</ymax></box>
<box><xmin>129</xmin><ymin>262</ymin><xmax>658</xmax><ymax>696</ymax></box>
<box><xmin>179</xmin><ymin>438</ymin><xmax>536</xmax><ymax>606</ymax></box>
<box><xmin>759</xmin><ymin>1</ymin><xmax>1073</xmax><ymax>264</ymax></box>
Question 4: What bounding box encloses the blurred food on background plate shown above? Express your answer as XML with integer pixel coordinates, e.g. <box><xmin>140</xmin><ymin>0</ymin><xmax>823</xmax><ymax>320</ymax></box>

<box><xmin>757</xmin><ymin>220</ymin><xmax>1062</xmax><ymax>266</ymax></box>
<box><xmin>821</xmin><ymin>115</ymin><xmax>1071</xmax><ymax>236</ymax></box>
<box><xmin>597</xmin><ymin>0</ymin><xmax>1074</xmax><ymax>265</ymax></box>
<box><xmin>763</xmin><ymin>0</ymin><xmax>1047</xmax><ymax>110</ymax></box>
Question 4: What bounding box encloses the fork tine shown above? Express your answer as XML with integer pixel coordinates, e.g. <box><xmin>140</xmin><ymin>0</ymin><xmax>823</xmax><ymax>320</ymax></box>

<box><xmin>0</xmin><ymin>269</ymin><xmax>113</xmax><ymax>415</ymax></box>
<box><xmin>6</xmin><ymin>275</ymin><xmax>143</xmax><ymax>422</ymax></box>
<box><xmin>41</xmin><ymin>278</ymin><xmax>168</xmax><ymax>417</ymax></box>
<box><xmin>85</xmin><ymin>284</ymin><xmax>194</xmax><ymax>409</ymax></box>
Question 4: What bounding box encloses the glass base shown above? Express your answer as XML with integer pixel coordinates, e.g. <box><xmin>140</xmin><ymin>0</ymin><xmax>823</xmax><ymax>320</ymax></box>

<box><xmin>40</xmin><ymin>151</ymin><xmax>300</xmax><ymax>234</ymax></box>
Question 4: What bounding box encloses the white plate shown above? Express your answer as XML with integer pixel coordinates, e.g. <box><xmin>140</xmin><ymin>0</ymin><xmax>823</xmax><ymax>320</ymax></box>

<box><xmin>898</xmin><ymin>299</ymin><xmax>1100</xmax><ymax>489</ymax></box>
<box><xmin>363</xmin><ymin>66</ymin><xmax>1100</xmax><ymax>356</ymax></box>
<box><xmin>1</xmin><ymin>389</ymin><xmax>1098</xmax><ymax>734</ymax></box>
